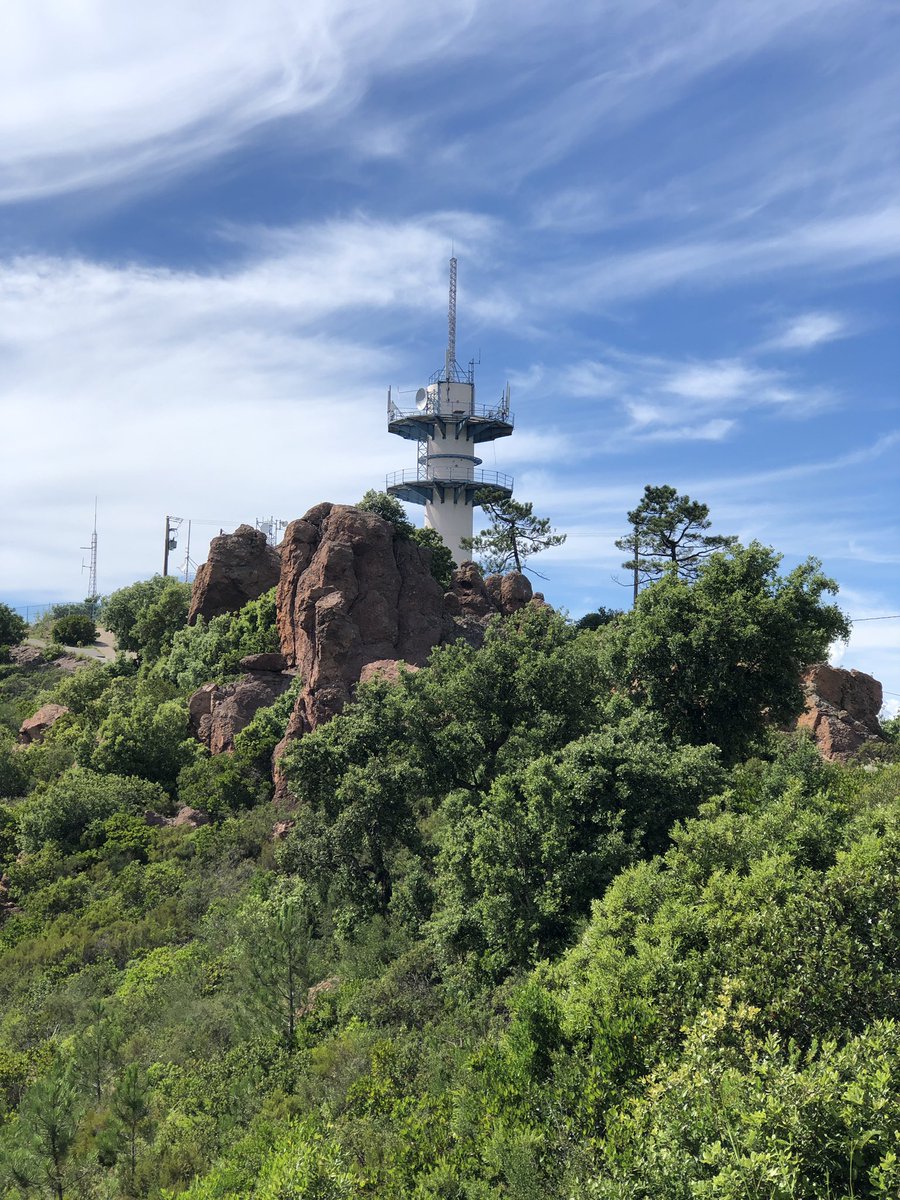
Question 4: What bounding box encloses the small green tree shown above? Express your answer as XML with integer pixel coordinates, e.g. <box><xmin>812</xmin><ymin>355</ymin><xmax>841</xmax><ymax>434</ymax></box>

<box><xmin>616</xmin><ymin>484</ymin><xmax>736</xmax><ymax>599</ymax></box>
<box><xmin>106</xmin><ymin>1063</ymin><xmax>152</xmax><ymax>1196</ymax></box>
<box><xmin>238</xmin><ymin>893</ymin><xmax>313</xmax><ymax>1050</ymax></box>
<box><xmin>5</xmin><ymin>1064</ymin><xmax>80</xmax><ymax>1200</ymax></box>
<box><xmin>103</xmin><ymin>576</ymin><xmax>188</xmax><ymax>656</ymax></box>
<box><xmin>462</xmin><ymin>492</ymin><xmax>566</xmax><ymax>574</ymax></box>
<box><xmin>0</xmin><ymin>604</ymin><xmax>26</xmax><ymax>656</ymax></box>
<box><xmin>599</xmin><ymin>542</ymin><xmax>850</xmax><ymax>762</ymax></box>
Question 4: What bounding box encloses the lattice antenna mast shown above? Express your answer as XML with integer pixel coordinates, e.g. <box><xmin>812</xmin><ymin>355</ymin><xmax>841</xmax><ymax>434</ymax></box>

<box><xmin>445</xmin><ymin>256</ymin><xmax>457</xmax><ymax>380</ymax></box>
<box><xmin>81</xmin><ymin>497</ymin><xmax>98</xmax><ymax>613</ymax></box>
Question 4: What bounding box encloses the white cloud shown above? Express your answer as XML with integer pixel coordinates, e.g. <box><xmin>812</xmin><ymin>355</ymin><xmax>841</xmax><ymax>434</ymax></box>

<box><xmin>763</xmin><ymin>312</ymin><xmax>851</xmax><ymax>352</ymax></box>
<box><xmin>0</xmin><ymin>0</ymin><xmax>481</xmax><ymax>203</ymax></box>
<box><xmin>555</xmin><ymin>348</ymin><xmax>832</xmax><ymax>443</ymax></box>
<box><xmin>0</xmin><ymin>213</ymin><xmax>504</xmax><ymax>595</ymax></box>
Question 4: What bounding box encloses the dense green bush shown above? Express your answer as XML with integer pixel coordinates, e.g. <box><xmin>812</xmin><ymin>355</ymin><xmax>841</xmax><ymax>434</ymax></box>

<box><xmin>102</xmin><ymin>576</ymin><xmax>191</xmax><ymax>659</ymax></box>
<box><xmin>0</xmin><ymin>604</ymin><xmax>26</xmax><ymax>656</ymax></box>
<box><xmin>51</xmin><ymin>614</ymin><xmax>97</xmax><ymax>646</ymax></box>
<box><xmin>158</xmin><ymin>588</ymin><xmax>278</xmax><ymax>691</ymax></box>
<box><xmin>16</xmin><ymin>767</ymin><xmax>167</xmax><ymax>852</ymax></box>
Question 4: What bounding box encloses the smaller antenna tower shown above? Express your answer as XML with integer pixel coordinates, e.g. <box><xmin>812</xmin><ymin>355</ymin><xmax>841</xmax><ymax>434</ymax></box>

<box><xmin>81</xmin><ymin>498</ymin><xmax>98</xmax><ymax>615</ymax></box>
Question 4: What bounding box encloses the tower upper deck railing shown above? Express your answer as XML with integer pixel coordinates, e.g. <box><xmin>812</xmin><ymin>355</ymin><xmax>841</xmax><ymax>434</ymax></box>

<box><xmin>387</xmin><ymin>397</ymin><xmax>514</xmax><ymax>426</ymax></box>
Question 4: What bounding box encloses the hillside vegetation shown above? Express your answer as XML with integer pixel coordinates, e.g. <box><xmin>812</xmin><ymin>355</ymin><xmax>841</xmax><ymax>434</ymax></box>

<box><xmin>0</xmin><ymin>541</ymin><xmax>898</xmax><ymax>1198</ymax></box>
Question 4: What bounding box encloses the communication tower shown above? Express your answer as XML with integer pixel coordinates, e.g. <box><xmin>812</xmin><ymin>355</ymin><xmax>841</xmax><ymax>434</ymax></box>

<box><xmin>385</xmin><ymin>258</ymin><xmax>514</xmax><ymax>563</ymax></box>
<box><xmin>81</xmin><ymin>498</ymin><xmax>98</xmax><ymax>614</ymax></box>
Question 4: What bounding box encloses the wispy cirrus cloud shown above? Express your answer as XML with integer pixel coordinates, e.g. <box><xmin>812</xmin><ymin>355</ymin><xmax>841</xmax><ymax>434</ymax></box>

<box><xmin>556</xmin><ymin>349</ymin><xmax>833</xmax><ymax>442</ymax></box>
<box><xmin>761</xmin><ymin>312</ymin><xmax>852</xmax><ymax>352</ymax></box>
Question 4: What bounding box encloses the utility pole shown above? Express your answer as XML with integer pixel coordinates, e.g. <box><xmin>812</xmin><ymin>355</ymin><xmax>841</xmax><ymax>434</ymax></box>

<box><xmin>164</xmin><ymin>516</ymin><xmax>180</xmax><ymax>576</ymax></box>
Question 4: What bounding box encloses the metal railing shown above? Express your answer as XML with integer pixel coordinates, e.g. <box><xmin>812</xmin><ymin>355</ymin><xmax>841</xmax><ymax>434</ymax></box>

<box><xmin>388</xmin><ymin>400</ymin><xmax>513</xmax><ymax>425</ymax></box>
<box><xmin>386</xmin><ymin>467</ymin><xmax>513</xmax><ymax>491</ymax></box>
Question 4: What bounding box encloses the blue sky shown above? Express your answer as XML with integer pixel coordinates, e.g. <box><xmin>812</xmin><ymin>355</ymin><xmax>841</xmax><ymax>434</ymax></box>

<box><xmin>0</xmin><ymin>0</ymin><xmax>898</xmax><ymax>708</ymax></box>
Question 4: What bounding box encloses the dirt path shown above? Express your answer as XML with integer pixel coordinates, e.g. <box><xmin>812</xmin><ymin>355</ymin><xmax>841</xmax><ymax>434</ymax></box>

<box><xmin>25</xmin><ymin>626</ymin><xmax>118</xmax><ymax>663</ymax></box>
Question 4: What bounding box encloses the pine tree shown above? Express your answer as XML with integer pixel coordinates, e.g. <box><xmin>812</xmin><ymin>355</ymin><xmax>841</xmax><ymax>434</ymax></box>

<box><xmin>462</xmin><ymin>492</ymin><xmax>566</xmax><ymax>574</ymax></box>
<box><xmin>616</xmin><ymin>484</ymin><xmax>736</xmax><ymax>600</ymax></box>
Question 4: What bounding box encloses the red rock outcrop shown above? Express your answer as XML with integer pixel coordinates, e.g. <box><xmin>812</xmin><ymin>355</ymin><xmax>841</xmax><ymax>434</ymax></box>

<box><xmin>446</xmin><ymin>563</ymin><xmax>533</xmax><ymax>622</ymax></box>
<box><xmin>796</xmin><ymin>662</ymin><xmax>884</xmax><ymax>760</ymax></box>
<box><xmin>18</xmin><ymin>704</ymin><xmax>70</xmax><ymax>745</ymax></box>
<box><xmin>188</xmin><ymin>524</ymin><xmax>280</xmax><ymax>625</ymax></box>
<box><xmin>188</xmin><ymin>670</ymin><xmax>292</xmax><ymax>755</ymax></box>
<box><xmin>276</xmin><ymin>504</ymin><xmax>444</xmax><ymax>733</ymax></box>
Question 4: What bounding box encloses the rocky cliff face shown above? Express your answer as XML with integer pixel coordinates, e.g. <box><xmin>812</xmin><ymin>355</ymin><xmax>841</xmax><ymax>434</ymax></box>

<box><xmin>276</xmin><ymin>503</ymin><xmax>445</xmax><ymax>733</ymax></box>
<box><xmin>188</xmin><ymin>524</ymin><xmax>280</xmax><ymax>625</ymax></box>
<box><xmin>796</xmin><ymin>662</ymin><xmax>883</xmax><ymax>759</ymax></box>
<box><xmin>188</xmin><ymin>665</ymin><xmax>292</xmax><ymax>756</ymax></box>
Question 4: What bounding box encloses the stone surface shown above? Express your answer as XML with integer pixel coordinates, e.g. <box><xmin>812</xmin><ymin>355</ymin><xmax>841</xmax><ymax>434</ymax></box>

<box><xmin>796</xmin><ymin>662</ymin><xmax>884</xmax><ymax>760</ymax></box>
<box><xmin>188</xmin><ymin>524</ymin><xmax>280</xmax><ymax>625</ymax></box>
<box><xmin>276</xmin><ymin>504</ymin><xmax>444</xmax><ymax>734</ymax></box>
<box><xmin>144</xmin><ymin>806</ymin><xmax>210</xmax><ymax>829</ymax></box>
<box><xmin>8</xmin><ymin>645</ymin><xmax>45</xmax><ymax>669</ymax></box>
<box><xmin>188</xmin><ymin>672</ymin><xmax>291</xmax><ymax>755</ymax></box>
<box><xmin>446</xmin><ymin>563</ymin><xmax>533</xmax><ymax>620</ymax></box>
<box><xmin>18</xmin><ymin>703</ymin><xmax>70</xmax><ymax>745</ymax></box>
<box><xmin>358</xmin><ymin>658</ymin><xmax>420</xmax><ymax>687</ymax></box>
<box><xmin>239</xmin><ymin>652</ymin><xmax>288</xmax><ymax>673</ymax></box>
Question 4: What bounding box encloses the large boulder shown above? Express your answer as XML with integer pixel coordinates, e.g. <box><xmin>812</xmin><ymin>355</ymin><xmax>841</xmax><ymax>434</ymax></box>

<box><xmin>188</xmin><ymin>524</ymin><xmax>280</xmax><ymax>625</ymax></box>
<box><xmin>276</xmin><ymin>504</ymin><xmax>444</xmax><ymax>733</ymax></box>
<box><xmin>188</xmin><ymin>671</ymin><xmax>291</xmax><ymax>755</ymax></box>
<box><xmin>796</xmin><ymin>663</ymin><xmax>884</xmax><ymax>760</ymax></box>
<box><xmin>18</xmin><ymin>704</ymin><xmax>70</xmax><ymax>745</ymax></box>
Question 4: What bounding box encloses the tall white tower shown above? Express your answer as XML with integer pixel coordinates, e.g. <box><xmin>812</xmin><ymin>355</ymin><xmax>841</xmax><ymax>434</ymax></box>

<box><xmin>386</xmin><ymin>258</ymin><xmax>514</xmax><ymax>563</ymax></box>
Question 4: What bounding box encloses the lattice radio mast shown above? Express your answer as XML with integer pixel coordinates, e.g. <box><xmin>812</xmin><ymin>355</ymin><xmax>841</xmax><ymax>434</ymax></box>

<box><xmin>81</xmin><ymin>498</ymin><xmax>98</xmax><ymax>615</ymax></box>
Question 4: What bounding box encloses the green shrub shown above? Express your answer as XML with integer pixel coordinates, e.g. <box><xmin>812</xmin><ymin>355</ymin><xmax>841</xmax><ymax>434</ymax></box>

<box><xmin>51</xmin><ymin>614</ymin><xmax>97</xmax><ymax>646</ymax></box>
<box><xmin>0</xmin><ymin>604</ymin><xmax>26</xmax><ymax>655</ymax></box>
<box><xmin>158</xmin><ymin>589</ymin><xmax>279</xmax><ymax>691</ymax></box>
<box><xmin>17</xmin><ymin>767</ymin><xmax>167</xmax><ymax>852</ymax></box>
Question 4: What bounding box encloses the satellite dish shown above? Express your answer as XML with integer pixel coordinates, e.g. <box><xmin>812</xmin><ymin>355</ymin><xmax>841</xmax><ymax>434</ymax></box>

<box><xmin>415</xmin><ymin>388</ymin><xmax>428</xmax><ymax>411</ymax></box>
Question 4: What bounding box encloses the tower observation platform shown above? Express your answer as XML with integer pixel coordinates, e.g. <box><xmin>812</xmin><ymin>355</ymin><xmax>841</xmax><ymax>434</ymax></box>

<box><xmin>385</xmin><ymin>258</ymin><xmax>514</xmax><ymax>563</ymax></box>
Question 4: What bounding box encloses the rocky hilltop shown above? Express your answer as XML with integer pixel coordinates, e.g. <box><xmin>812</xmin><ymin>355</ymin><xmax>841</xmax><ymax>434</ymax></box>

<box><xmin>187</xmin><ymin>505</ymin><xmax>539</xmax><ymax>776</ymax></box>
<box><xmin>185</xmin><ymin>508</ymin><xmax>886</xmax><ymax>774</ymax></box>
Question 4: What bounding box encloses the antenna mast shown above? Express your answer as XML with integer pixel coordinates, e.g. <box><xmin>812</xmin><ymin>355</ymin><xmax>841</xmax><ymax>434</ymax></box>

<box><xmin>445</xmin><ymin>256</ymin><xmax>457</xmax><ymax>379</ymax></box>
<box><xmin>81</xmin><ymin>498</ymin><xmax>98</xmax><ymax>615</ymax></box>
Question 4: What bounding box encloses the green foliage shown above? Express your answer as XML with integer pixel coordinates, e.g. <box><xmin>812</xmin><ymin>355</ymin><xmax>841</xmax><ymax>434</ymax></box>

<box><xmin>589</xmin><ymin>999</ymin><xmax>900</xmax><ymax>1199</ymax></box>
<box><xmin>90</xmin><ymin>686</ymin><xmax>197</xmax><ymax>792</ymax></box>
<box><xmin>159</xmin><ymin>587</ymin><xmax>278</xmax><ymax>691</ymax></box>
<box><xmin>51</xmin><ymin>614</ymin><xmax>97</xmax><ymax>646</ymax></box>
<box><xmin>599</xmin><ymin>542</ymin><xmax>850</xmax><ymax>762</ymax></box>
<box><xmin>410</xmin><ymin>526</ymin><xmax>455</xmax><ymax>590</ymax></box>
<box><xmin>103</xmin><ymin>576</ymin><xmax>180</xmax><ymax>654</ymax></box>
<box><xmin>0</xmin><ymin>603</ymin><xmax>27</xmax><ymax>653</ymax></box>
<box><xmin>432</xmin><ymin>712</ymin><xmax>723</xmax><ymax>977</ymax></box>
<box><xmin>0</xmin><ymin>520</ymin><xmax>892</xmax><ymax>1200</ymax></box>
<box><xmin>0</xmin><ymin>740</ymin><xmax>28</xmax><ymax>801</ymax></box>
<box><xmin>575</xmin><ymin>606</ymin><xmax>622</xmax><ymax>631</ymax></box>
<box><xmin>615</xmin><ymin>483</ymin><xmax>737</xmax><ymax>592</ymax></box>
<box><xmin>463</xmin><ymin>491</ymin><xmax>566</xmax><ymax>573</ymax></box>
<box><xmin>357</xmin><ymin>489</ymin><xmax>412</xmax><ymax>528</ymax></box>
<box><xmin>131</xmin><ymin>579</ymin><xmax>192</xmax><ymax>661</ymax></box>
<box><xmin>17</xmin><ymin>766</ymin><xmax>167</xmax><ymax>851</ymax></box>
